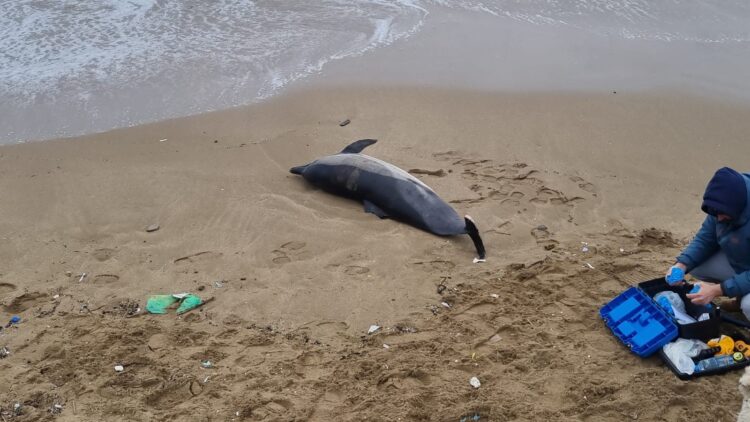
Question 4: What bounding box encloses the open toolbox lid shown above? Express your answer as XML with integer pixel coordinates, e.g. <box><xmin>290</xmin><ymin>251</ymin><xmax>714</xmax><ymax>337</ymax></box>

<box><xmin>600</xmin><ymin>286</ymin><xmax>679</xmax><ymax>357</ymax></box>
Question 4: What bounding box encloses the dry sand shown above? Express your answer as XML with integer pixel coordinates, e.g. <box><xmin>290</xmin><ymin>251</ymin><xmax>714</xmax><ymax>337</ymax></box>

<box><xmin>2</xmin><ymin>86</ymin><xmax>750</xmax><ymax>421</ymax></box>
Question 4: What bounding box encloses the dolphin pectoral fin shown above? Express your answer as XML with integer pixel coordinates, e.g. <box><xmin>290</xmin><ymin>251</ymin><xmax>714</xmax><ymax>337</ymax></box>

<box><xmin>341</xmin><ymin>139</ymin><xmax>377</xmax><ymax>154</ymax></box>
<box><xmin>363</xmin><ymin>200</ymin><xmax>389</xmax><ymax>219</ymax></box>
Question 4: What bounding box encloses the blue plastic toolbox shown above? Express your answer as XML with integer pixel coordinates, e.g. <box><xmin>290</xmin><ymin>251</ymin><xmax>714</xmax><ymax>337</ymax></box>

<box><xmin>600</xmin><ymin>284</ymin><xmax>679</xmax><ymax>357</ymax></box>
<box><xmin>601</xmin><ymin>277</ymin><xmax>750</xmax><ymax>379</ymax></box>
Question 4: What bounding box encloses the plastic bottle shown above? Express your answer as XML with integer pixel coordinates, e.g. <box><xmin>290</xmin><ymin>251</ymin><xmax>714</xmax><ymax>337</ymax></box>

<box><xmin>694</xmin><ymin>354</ymin><xmax>741</xmax><ymax>373</ymax></box>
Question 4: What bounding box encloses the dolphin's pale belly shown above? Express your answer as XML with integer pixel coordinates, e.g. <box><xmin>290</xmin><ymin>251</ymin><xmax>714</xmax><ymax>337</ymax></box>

<box><xmin>306</xmin><ymin>154</ymin><xmax>465</xmax><ymax>236</ymax></box>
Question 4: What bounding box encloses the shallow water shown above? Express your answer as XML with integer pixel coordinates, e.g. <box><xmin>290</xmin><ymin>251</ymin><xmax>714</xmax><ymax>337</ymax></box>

<box><xmin>2</xmin><ymin>0</ymin><xmax>749</xmax><ymax>143</ymax></box>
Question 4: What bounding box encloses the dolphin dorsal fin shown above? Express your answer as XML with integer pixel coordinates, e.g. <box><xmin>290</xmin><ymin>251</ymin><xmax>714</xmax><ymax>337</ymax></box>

<box><xmin>341</xmin><ymin>139</ymin><xmax>377</xmax><ymax>154</ymax></box>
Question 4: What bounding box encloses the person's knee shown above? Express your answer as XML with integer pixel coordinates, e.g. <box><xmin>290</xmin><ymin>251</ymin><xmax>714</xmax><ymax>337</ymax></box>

<box><xmin>741</xmin><ymin>294</ymin><xmax>750</xmax><ymax>319</ymax></box>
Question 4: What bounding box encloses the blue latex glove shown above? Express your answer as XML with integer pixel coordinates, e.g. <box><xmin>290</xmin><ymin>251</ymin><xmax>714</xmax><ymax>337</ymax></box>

<box><xmin>656</xmin><ymin>296</ymin><xmax>675</xmax><ymax>316</ymax></box>
<box><xmin>666</xmin><ymin>265</ymin><xmax>685</xmax><ymax>285</ymax></box>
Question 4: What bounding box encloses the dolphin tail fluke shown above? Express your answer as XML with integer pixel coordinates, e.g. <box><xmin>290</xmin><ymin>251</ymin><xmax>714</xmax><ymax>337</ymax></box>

<box><xmin>464</xmin><ymin>215</ymin><xmax>486</xmax><ymax>261</ymax></box>
<box><xmin>290</xmin><ymin>164</ymin><xmax>308</xmax><ymax>175</ymax></box>
<box><xmin>341</xmin><ymin>139</ymin><xmax>377</xmax><ymax>154</ymax></box>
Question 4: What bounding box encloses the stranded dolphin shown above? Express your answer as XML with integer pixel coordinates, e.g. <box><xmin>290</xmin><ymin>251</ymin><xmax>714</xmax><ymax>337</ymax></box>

<box><xmin>290</xmin><ymin>139</ymin><xmax>486</xmax><ymax>261</ymax></box>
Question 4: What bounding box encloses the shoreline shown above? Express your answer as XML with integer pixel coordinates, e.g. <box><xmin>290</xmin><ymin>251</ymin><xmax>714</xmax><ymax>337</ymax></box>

<box><xmin>4</xmin><ymin>5</ymin><xmax>750</xmax><ymax>145</ymax></box>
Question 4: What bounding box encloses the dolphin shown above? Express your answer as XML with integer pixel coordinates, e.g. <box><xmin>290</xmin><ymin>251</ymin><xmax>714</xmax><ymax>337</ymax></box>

<box><xmin>290</xmin><ymin>139</ymin><xmax>486</xmax><ymax>261</ymax></box>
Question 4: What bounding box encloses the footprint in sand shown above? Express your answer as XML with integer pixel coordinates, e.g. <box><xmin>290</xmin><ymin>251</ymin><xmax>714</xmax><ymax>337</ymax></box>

<box><xmin>377</xmin><ymin>369</ymin><xmax>433</xmax><ymax>390</ymax></box>
<box><xmin>570</xmin><ymin>176</ymin><xmax>598</xmax><ymax>194</ymax></box>
<box><xmin>3</xmin><ymin>292</ymin><xmax>47</xmax><ymax>313</ymax></box>
<box><xmin>343</xmin><ymin>266</ymin><xmax>370</xmax><ymax>275</ymax></box>
<box><xmin>531</xmin><ymin>225</ymin><xmax>558</xmax><ymax>251</ymax></box>
<box><xmin>92</xmin><ymin>248</ymin><xmax>116</xmax><ymax>262</ymax></box>
<box><xmin>174</xmin><ymin>251</ymin><xmax>223</xmax><ymax>264</ymax></box>
<box><xmin>324</xmin><ymin>263</ymin><xmax>371</xmax><ymax>276</ymax></box>
<box><xmin>486</xmin><ymin>221</ymin><xmax>513</xmax><ymax>236</ymax></box>
<box><xmin>94</xmin><ymin>274</ymin><xmax>120</xmax><ymax>283</ymax></box>
<box><xmin>272</xmin><ymin>241</ymin><xmax>308</xmax><ymax>265</ymax></box>
<box><xmin>411</xmin><ymin>260</ymin><xmax>456</xmax><ymax>272</ymax></box>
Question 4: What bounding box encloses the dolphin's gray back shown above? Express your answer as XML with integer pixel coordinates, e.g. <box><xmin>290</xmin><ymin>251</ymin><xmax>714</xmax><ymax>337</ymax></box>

<box><xmin>306</xmin><ymin>154</ymin><xmax>466</xmax><ymax>236</ymax></box>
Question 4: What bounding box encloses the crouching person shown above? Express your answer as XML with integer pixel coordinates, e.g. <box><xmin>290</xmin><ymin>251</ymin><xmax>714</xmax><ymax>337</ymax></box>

<box><xmin>666</xmin><ymin>167</ymin><xmax>750</xmax><ymax>317</ymax></box>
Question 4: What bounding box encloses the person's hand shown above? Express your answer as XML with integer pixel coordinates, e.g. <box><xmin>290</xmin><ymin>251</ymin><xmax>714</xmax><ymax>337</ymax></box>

<box><xmin>686</xmin><ymin>282</ymin><xmax>723</xmax><ymax>305</ymax></box>
<box><xmin>665</xmin><ymin>262</ymin><xmax>687</xmax><ymax>285</ymax></box>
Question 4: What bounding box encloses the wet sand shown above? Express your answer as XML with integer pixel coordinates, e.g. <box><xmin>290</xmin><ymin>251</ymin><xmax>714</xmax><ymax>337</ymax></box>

<box><xmin>1</xmin><ymin>86</ymin><xmax>750</xmax><ymax>420</ymax></box>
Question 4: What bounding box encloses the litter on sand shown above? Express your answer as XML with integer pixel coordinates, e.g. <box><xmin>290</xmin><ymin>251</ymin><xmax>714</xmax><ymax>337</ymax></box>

<box><xmin>368</xmin><ymin>325</ymin><xmax>381</xmax><ymax>334</ymax></box>
<box><xmin>469</xmin><ymin>376</ymin><xmax>481</xmax><ymax>388</ymax></box>
<box><xmin>114</xmin><ymin>365</ymin><xmax>124</xmax><ymax>372</ymax></box>
<box><xmin>146</xmin><ymin>294</ymin><xmax>203</xmax><ymax>314</ymax></box>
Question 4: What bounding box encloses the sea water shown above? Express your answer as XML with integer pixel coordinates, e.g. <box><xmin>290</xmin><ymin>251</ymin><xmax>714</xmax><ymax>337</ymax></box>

<box><xmin>1</xmin><ymin>0</ymin><xmax>749</xmax><ymax>143</ymax></box>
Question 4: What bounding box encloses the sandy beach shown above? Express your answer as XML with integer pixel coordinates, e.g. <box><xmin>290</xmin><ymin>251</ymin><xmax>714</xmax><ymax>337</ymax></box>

<box><xmin>2</xmin><ymin>85</ymin><xmax>750</xmax><ymax>420</ymax></box>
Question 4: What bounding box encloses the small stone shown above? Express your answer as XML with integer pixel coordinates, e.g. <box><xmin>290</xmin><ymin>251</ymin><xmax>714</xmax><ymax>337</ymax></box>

<box><xmin>339</xmin><ymin>119</ymin><xmax>351</xmax><ymax>127</ymax></box>
<box><xmin>114</xmin><ymin>365</ymin><xmax>124</xmax><ymax>372</ymax></box>
<box><xmin>536</xmin><ymin>225</ymin><xmax>548</xmax><ymax>231</ymax></box>
<box><xmin>490</xmin><ymin>294</ymin><xmax>499</xmax><ymax>298</ymax></box>
<box><xmin>383</xmin><ymin>344</ymin><xmax>390</xmax><ymax>349</ymax></box>
<box><xmin>441</xmin><ymin>302</ymin><xmax>451</xmax><ymax>308</ymax></box>
<box><xmin>65</xmin><ymin>271</ymin><xmax>72</xmax><ymax>277</ymax></box>
<box><xmin>469</xmin><ymin>376</ymin><xmax>481</xmax><ymax>389</ymax></box>
<box><xmin>148</xmin><ymin>334</ymin><xmax>169</xmax><ymax>351</ymax></box>
<box><xmin>146</xmin><ymin>224</ymin><xmax>160</xmax><ymax>233</ymax></box>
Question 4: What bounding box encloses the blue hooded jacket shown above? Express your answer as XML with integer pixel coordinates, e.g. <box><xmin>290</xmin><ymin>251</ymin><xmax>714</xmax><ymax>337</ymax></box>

<box><xmin>677</xmin><ymin>172</ymin><xmax>750</xmax><ymax>297</ymax></box>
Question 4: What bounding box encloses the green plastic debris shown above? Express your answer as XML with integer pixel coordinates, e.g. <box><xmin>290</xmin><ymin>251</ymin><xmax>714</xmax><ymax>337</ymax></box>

<box><xmin>146</xmin><ymin>293</ymin><xmax>202</xmax><ymax>314</ymax></box>
<box><xmin>146</xmin><ymin>295</ymin><xmax>179</xmax><ymax>314</ymax></box>
<box><xmin>176</xmin><ymin>294</ymin><xmax>202</xmax><ymax>314</ymax></box>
